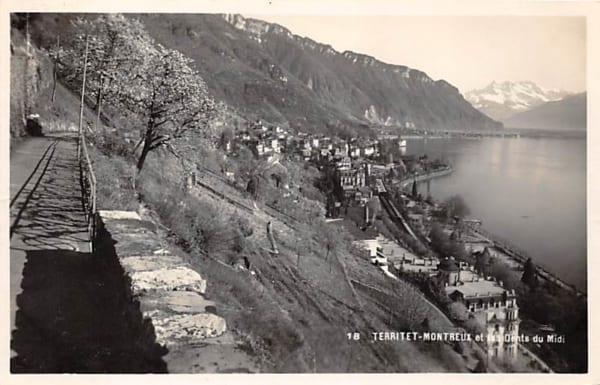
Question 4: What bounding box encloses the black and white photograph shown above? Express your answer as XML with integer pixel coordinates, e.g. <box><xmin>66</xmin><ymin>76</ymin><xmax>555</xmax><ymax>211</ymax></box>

<box><xmin>3</xmin><ymin>0</ymin><xmax>597</xmax><ymax>380</ymax></box>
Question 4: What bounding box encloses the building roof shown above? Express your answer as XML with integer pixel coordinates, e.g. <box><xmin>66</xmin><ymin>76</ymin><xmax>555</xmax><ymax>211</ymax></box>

<box><xmin>446</xmin><ymin>279</ymin><xmax>507</xmax><ymax>299</ymax></box>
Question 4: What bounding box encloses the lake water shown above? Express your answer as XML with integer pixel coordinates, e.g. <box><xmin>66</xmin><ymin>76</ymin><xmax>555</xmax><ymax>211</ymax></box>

<box><xmin>405</xmin><ymin>136</ymin><xmax>587</xmax><ymax>291</ymax></box>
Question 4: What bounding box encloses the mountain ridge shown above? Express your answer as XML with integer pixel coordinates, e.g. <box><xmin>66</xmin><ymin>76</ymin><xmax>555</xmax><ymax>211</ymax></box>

<box><xmin>222</xmin><ymin>14</ymin><xmax>455</xmax><ymax>90</ymax></box>
<box><xmin>136</xmin><ymin>13</ymin><xmax>501</xmax><ymax>134</ymax></box>
<box><xmin>465</xmin><ymin>80</ymin><xmax>572</xmax><ymax>121</ymax></box>
<box><xmin>503</xmin><ymin>92</ymin><xmax>586</xmax><ymax>130</ymax></box>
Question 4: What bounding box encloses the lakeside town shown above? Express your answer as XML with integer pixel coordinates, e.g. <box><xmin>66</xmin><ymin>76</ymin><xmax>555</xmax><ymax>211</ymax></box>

<box><xmin>214</xmin><ymin>118</ymin><xmax>585</xmax><ymax>372</ymax></box>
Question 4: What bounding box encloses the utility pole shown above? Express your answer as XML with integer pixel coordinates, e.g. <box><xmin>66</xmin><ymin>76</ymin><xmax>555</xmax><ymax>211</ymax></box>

<box><xmin>296</xmin><ymin>238</ymin><xmax>301</xmax><ymax>268</ymax></box>
<box><xmin>95</xmin><ymin>76</ymin><xmax>103</xmax><ymax>132</ymax></box>
<box><xmin>78</xmin><ymin>35</ymin><xmax>89</xmax><ymax>136</ymax></box>
<box><xmin>78</xmin><ymin>35</ymin><xmax>89</xmax><ymax>161</ymax></box>
<box><xmin>51</xmin><ymin>35</ymin><xmax>60</xmax><ymax>103</ymax></box>
<box><xmin>25</xmin><ymin>13</ymin><xmax>30</xmax><ymax>56</ymax></box>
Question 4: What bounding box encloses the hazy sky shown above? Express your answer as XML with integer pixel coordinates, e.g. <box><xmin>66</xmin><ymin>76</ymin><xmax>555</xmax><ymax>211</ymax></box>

<box><xmin>248</xmin><ymin>15</ymin><xmax>586</xmax><ymax>93</ymax></box>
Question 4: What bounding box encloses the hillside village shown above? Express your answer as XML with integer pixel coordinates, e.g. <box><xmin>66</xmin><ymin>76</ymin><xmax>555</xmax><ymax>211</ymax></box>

<box><xmin>213</xmin><ymin>116</ymin><xmax>552</xmax><ymax>367</ymax></box>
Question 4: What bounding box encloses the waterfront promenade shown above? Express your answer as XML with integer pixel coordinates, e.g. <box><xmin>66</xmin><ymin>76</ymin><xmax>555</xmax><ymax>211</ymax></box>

<box><xmin>395</xmin><ymin>166</ymin><xmax>454</xmax><ymax>188</ymax></box>
<box><xmin>390</xmin><ymin>163</ymin><xmax>584</xmax><ymax>298</ymax></box>
<box><xmin>464</xmin><ymin>223</ymin><xmax>586</xmax><ymax>297</ymax></box>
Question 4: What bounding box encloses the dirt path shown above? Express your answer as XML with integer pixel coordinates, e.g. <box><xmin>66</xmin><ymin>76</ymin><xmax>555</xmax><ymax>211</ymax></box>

<box><xmin>10</xmin><ymin>134</ymin><xmax>90</xmax><ymax>341</ymax></box>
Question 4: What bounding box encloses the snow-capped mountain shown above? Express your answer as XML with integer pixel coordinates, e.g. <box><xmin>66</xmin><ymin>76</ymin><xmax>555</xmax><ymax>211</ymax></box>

<box><xmin>464</xmin><ymin>81</ymin><xmax>572</xmax><ymax>121</ymax></box>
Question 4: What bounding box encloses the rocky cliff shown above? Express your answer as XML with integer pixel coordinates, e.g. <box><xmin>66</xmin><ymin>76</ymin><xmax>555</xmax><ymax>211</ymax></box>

<box><xmin>136</xmin><ymin>13</ymin><xmax>502</xmax><ymax>133</ymax></box>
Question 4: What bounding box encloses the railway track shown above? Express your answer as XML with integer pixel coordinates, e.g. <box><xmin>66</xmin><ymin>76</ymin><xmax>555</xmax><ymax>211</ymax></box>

<box><xmin>195</xmin><ymin>166</ymin><xmax>301</xmax><ymax>230</ymax></box>
<box><xmin>379</xmin><ymin>194</ymin><xmax>420</xmax><ymax>242</ymax></box>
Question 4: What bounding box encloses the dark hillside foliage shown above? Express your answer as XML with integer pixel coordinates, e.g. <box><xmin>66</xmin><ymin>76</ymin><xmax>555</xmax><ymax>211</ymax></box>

<box><xmin>135</xmin><ymin>14</ymin><xmax>502</xmax><ymax>134</ymax></box>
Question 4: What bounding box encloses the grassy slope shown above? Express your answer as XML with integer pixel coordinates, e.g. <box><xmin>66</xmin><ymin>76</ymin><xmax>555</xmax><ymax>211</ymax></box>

<box><xmin>136</xmin><ymin>154</ymin><xmax>472</xmax><ymax>372</ymax></box>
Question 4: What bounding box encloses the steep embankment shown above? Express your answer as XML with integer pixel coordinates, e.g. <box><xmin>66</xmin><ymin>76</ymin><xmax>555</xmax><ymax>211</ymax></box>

<box><xmin>180</xmin><ymin>162</ymin><xmax>473</xmax><ymax>372</ymax></box>
<box><xmin>10</xmin><ymin>25</ymin><xmax>107</xmax><ymax>139</ymax></box>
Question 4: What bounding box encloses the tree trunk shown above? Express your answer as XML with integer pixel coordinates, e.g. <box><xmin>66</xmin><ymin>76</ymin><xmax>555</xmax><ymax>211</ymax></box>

<box><xmin>137</xmin><ymin>115</ymin><xmax>156</xmax><ymax>172</ymax></box>
<box><xmin>136</xmin><ymin>138</ymin><xmax>151</xmax><ymax>171</ymax></box>
<box><xmin>51</xmin><ymin>64</ymin><xmax>57</xmax><ymax>103</ymax></box>
<box><xmin>95</xmin><ymin>79</ymin><xmax>103</xmax><ymax>132</ymax></box>
<box><xmin>51</xmin><ymin>36</ymin><xmax>59</xmax><ymax>103</ymax></box>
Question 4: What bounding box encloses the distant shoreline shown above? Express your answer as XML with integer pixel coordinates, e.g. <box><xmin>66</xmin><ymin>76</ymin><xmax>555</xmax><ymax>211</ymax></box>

<box><xmin>397</xmin><ymin>128</ymin><xmax>586</xmax><ymax>140</ymax></box>
<box><xmin>395</xmin><ymin>166</ymin><xmax>454</xmax><ymax>188</ymax></box>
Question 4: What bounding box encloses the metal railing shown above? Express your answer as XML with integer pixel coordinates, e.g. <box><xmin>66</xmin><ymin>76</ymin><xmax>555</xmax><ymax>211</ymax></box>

<box><xmin>78</xmin><ymin>129</ymin><xmax>97</xmax><ymax>252</ymax></box>
<box><xmin>76</xmin><ymin>34</ymin><xmax>97</xmax><ymax>252</ymax></box>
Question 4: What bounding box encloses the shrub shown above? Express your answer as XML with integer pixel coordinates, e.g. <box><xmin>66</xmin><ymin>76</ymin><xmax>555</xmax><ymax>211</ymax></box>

<box><xmin>90</xmin><ymin>149</ymin><xmax>138</xmax><ymax>211</ymax></box>
<box><xmin>464</xmin><ymin>316</ymin><xmax>485</xmax><ymax>336</ymax></box>
<box><xmin>447</xmin><ymin>301</ymin><xmax>468</xmax><ymax>322</ymax></box>
<box><xmin>235</xmin><ymin>215</ymin><xmax>254</xmax><ymax>237</ymax></box>
<box><xmin>486</xmin><ymin>260</ymin><xmax>522</xmax><ymax>291</ymax></box>
<box><xmin>92</xmin><ymin>131</ymin><xmax>132</xmax><ymax>158</ymax></box>
<box><xmin>136</xmin><ymin>163</ymin><xmax>248</xmax><ymax>259</ymax></box>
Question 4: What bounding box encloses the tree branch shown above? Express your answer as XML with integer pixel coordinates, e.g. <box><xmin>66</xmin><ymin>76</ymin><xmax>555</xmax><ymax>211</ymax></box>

<box><xmin>131</xmin><ymin>136</ymin><xmax>144</xmax><ymax>154</ymax></box>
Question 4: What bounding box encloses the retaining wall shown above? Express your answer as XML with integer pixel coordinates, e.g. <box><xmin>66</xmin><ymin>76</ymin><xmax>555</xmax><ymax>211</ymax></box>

<box><xmin>94</xmin><ymin>210</ymin><xmax>228</xmax><ymax>372</ymax></box>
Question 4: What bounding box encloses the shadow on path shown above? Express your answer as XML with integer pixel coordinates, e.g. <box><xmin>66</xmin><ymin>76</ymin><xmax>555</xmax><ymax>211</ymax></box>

<box><xmin>11</xmin><ymin>248</ymin><xmax>168</xmax><ymax>373</ymax></box>
<box><xmin>10</xmin><ymin>136</ymin><xmax>88</xmax><ymax>250</ymax></box>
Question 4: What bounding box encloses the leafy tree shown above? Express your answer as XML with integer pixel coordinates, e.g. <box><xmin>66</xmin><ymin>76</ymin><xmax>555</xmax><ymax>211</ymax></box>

<box><xmin>316</xmin><ymin>165</ymin><xmax>343</xmax><ymax>202</ymax></box>
<box><xmin>316</xmin><ymin>221</ymin><xmax>346</xmax><ymax>272</ymax></box>
<box><xmin>429</xmin><ymin>222</ymin><xmax>468</xmax><ymax>261</ymax></box>
<box><xmin>246</xmin><ymin>175</ymin><xmax>259</xmax><ymax>199</ymax></box>
<box><xmin>474</xmin><ymin>250</ymin><xmax>489</xmax><ymax>276</ymax></box>
<box><xmin>219</xmin><ymin>126</ymin><xmax>234</xmax><ymax>151</ymax></box>
<box><xmin>56</xmin><ymin>15</ymin><xmax>152</xmax><ymax>129</ymax></box>
<box><xmin>429</xmin><ymin>222</ymin><xmax>448</xmax><ymax>252</ymax></box>
<box><xmin>61</xmin><ymin>14</ymin><xmax>217</xmax><ymax>173</ymax></box>
<box><xmin>237</xmin><ymin>146</ymin><xmax>258</xmax><ymax>179</ymax></box>
<box><xmin>411</xmin><ymin>179</ymin><xmax>417</xmax><ymax>198</ymax></box>
<box><xmin>113</xmin><ymin>46</ymin><xmax>216</xmax><ymax>171</ymax></box>
<box><xmin>521</xmin><ymin>257</ymin><xmax>539</xmax><ymax>290</ymax></box>
<box><xmin>443</xmin><ymin>194</ymin><xmax>471</xmax><ymax>219</ymax></box>
<box><xmin>447</xmin><ymin>301</ymin><xmax>468</xmax><ymax>322</ymax></box>
<box><xmin>486</xmin><ymin>260</ymin><xmax>521</xmax><ymax>290</ymax></box>
<box><xmin>464</xmin><ymin>316</ymin><xmax>485</xmax><ymax>336</ymax></box>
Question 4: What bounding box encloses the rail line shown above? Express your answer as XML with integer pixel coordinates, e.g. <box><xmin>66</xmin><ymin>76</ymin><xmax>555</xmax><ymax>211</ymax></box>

<box><xmin>379</xmin><ymin>193</ymin><xmax>420</xmax><ymax>242</ymax></box>
<box><xmin>195</xmin><ymin>166</ymin><xmax>301</xmax><ymax>229</ymax></box>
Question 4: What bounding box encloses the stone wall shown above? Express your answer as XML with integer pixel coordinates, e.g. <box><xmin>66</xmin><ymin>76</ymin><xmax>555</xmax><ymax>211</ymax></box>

<box><xmin>95</xmin><ymin>210</ymin><xmax>230</xmax><ymax>372</ymax></box>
